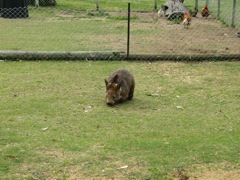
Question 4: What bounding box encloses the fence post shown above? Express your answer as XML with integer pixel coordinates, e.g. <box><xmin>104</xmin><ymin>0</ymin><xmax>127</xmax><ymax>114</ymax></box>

<box><xmin>96</xmin><ymin>0</ymin><xmax>99</xmax><ymax>11</ymax></box>
<box><xmin>206</xmin><ymin>0</ymin><xmax>209</xmax><ymax>6</ymax></box>
<box><xmin>154</xmin><ymin>0</ymin><xmax>157</xmax><ymax>11</ymax></box>
<box><xmin>35</xmin><ymin>0</ymin><xmax>39</xmax><ymax>8</ymax></box>
<box><xmin>231</xmin><ymin>0</ymin><xmax>236</xmax><ymax>27</ymax></box>
<box><xmin>217</xmin><ymin>0</ymin><xmax>220</xmax><ymax>19</ymax></box>
<box><xmin>127</xmin><ymin>3</ymin><xmax>130</xmax><ymax>59</ymax></box>
<box><xmin>195</xmin><ymin>0</ymin><xmax>198</xmax><ymax>10</ymax></box>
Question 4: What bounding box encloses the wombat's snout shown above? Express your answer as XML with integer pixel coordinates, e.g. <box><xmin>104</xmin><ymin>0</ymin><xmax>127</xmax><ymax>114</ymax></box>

<box><xmin>107</xmin><ymin>101</ymin><xmax>115</xmax><ymax>106</ymax></box>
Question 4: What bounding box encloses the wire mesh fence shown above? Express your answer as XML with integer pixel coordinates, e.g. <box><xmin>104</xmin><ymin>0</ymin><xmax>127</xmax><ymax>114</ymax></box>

<box><xmin>0</xmin><ymin>0</ymin><xmax>239</xmax><ymax>61</ymax></box>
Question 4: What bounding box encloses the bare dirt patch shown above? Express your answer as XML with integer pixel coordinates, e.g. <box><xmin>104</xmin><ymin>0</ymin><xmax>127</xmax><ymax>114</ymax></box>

<box><xmin>188</xmin><ymin>170</ymin><xmax>240</xmax><ymax>180</ymax></box>
<box><xmin>169</xmin><ymin>163</ymin><xmax>240</xmax><ymax>180</ymax></box>
<box><xmin>111</xmin><ymin>11</ymin><xmax>240</xmax><ymax>55</ymax></box>
<box><xmin>170</xmin><ymin>170</ymin><xmax>240</xmax><ymax>180</ymax></box>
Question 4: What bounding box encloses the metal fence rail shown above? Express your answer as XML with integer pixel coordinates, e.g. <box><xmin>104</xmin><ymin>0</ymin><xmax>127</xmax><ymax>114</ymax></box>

<box><xmin>0</xmin><ymin>0</ymin><xmax>239</xmax><ymax>61</ymax></box>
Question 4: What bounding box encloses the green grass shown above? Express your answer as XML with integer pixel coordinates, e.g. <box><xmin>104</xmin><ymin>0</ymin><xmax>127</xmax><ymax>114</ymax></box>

<box><xmin>0</xmin><ymin>61</ymin><xmax>240</xmax><ymax>179</ymax></box>
<box><xmin>27</xmin><ymin>0</ymin><xmax>167</xmax><ymax>11</ymax></box>
<box><xmin>54</xmin><ymin>0</ymin><xmax>165</xmax><ymax>11</ymax></box>
<box><xmin>0</xmin><ymin>17</ymin><xmax>128</xmax><ymax>51</ymax></box>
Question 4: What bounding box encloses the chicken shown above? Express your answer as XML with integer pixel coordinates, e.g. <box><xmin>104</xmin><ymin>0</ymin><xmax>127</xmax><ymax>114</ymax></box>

<box><xmin>182</xmin><ymin>12</ymin><xmax>191</xmax><ymax>29</ymax></box>
<box><xmin>190</xmin><ymin>7</ymin><xmax>198</xmax><ymax>17</ymax></box>
<box><xmin>201</xmin><ymin>5</ymin><xmax>210</xmax><ymax>18</ymax></box>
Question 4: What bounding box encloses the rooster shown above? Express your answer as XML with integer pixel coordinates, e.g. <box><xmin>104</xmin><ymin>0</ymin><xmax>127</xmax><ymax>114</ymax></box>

<box><xmin>182</xmin><ymin>12</ymin><xmax>191</xmax><ymax>29</ymax></box>
<box><xmin>201</xmin><ymin>5</ymin><xmax>210</xmax><ymax>18</ymax></box>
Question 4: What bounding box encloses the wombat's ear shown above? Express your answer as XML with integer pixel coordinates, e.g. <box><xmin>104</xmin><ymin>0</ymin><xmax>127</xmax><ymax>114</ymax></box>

<box><xmin>104</xmin><ymin>79</ymin><xmax>108</xmax><ymax>87</ymax></box>
<box><xmin>113</xmin><ymin>74</ymin><xmax>119</xmax><ymax>82</ymax></box>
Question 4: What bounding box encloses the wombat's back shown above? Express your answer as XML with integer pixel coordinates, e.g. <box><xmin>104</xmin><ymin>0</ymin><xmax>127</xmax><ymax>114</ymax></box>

<box><xmin>108</xmin><ymin>69</ymin><xmax>133</xmax><ymax>83</ymax></box>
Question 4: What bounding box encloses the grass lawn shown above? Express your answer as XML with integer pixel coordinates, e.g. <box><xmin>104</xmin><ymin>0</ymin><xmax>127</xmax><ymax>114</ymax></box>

<box><xmin>55</xmin><ymin>0</ymin><xmax>167</xmax><ymax>11</ymax></box>
<box><xmin>0</xmin><ymin>60</ymin><xmax>240</xmax><ymax>179</ymax></box>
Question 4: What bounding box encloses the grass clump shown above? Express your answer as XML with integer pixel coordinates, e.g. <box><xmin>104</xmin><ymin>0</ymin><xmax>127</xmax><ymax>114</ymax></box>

<box><xmin>109</xmin><ymin>15</ymin><xmax>139</xmax><ymax>21</ymax></box>
<box><xmin>86</xmin><ymin>10</ymin><xmax>109</xmax><ymax>17</ymax></box>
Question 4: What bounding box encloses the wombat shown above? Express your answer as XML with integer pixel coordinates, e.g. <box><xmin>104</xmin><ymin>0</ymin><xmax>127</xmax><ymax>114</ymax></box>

<box><xmin>105</xmin><ymin>69</ymin><xmax>135</xmax><ymax>106</ymax></box>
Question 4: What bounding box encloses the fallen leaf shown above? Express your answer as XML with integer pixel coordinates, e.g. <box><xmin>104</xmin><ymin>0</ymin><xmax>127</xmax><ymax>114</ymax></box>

<box><xmin>42</xmin><ymin>127</ymin><xmax>48</xmax><ymax>131</ymax></box>
<box><xmin>176</xmin><ymin>106</ymin><xmax>184</xmax><ymax>109</ymax></box>
<box><xmin>117</xmin><ymin>165</ymin><xmax>128</xmax><ymax>170</ymax></box>
<box><xmin>6</xmin><ymin>155</ymin><xmax>17</xmax><ymax>159</ymax></box>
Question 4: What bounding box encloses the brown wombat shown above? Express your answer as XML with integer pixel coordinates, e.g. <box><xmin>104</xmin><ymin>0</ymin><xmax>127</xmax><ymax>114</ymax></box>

<box><xmin>105</xmin><ymin>69</ymin><xmax>135</xmax><ymax>106</ymax></box>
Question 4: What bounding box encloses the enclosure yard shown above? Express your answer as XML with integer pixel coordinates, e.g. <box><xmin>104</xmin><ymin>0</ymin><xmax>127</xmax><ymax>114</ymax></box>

<box><xmin>0</xmin><ymin>9</ymin><xmax>239</xmax><ymax>60</ymax></box>
<box><xmin>0</xmin><ymin>61</ymin><xmax>240</xmax><ymax>179</ymax></box>
<box><xmin>0</xmin><ymin>0</ymin><xmax>240</xmax><ymax>179</ymax></box>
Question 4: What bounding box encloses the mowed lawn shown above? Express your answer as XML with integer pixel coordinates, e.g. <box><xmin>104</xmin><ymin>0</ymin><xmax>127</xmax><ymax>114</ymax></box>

<box><xmin>0</xmin><ymin>61</ymin><xmax>240</xmax><ymax>179</ymax></box>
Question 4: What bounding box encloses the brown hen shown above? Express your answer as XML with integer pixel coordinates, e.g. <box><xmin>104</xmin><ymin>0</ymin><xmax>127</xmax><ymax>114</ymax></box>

<box><xmin>201</xmin><ymin>5</ymin><xmax>210</xmax><ymax>18</ymax></box>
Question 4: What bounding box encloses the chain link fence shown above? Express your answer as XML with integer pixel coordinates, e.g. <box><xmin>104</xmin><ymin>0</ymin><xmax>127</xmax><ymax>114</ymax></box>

<box><xmin>0</xmin><ymin>0</ymin><xmax>239</xmax><ymax>61</ymax></box>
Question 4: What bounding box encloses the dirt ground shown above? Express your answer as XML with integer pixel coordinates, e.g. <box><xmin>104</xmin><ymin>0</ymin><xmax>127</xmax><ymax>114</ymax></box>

<box><xmin>170</xmin><ymin>163</ymin><xmax>240</xmax><ymax>180</ymax></box>
<box><xmin>188</xmin><ymin>170</ymin><xmax>240</xmax><ymax>180</ymax></box>
<box><xmin>170</xmin><ymin>170</ymin><xmax>240</xmax><ymax>180</ymax></box>
<box><xmin>125</xmin><ymin>12</ymin><xmax>240</xmax><ymax>56</ymax></box>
